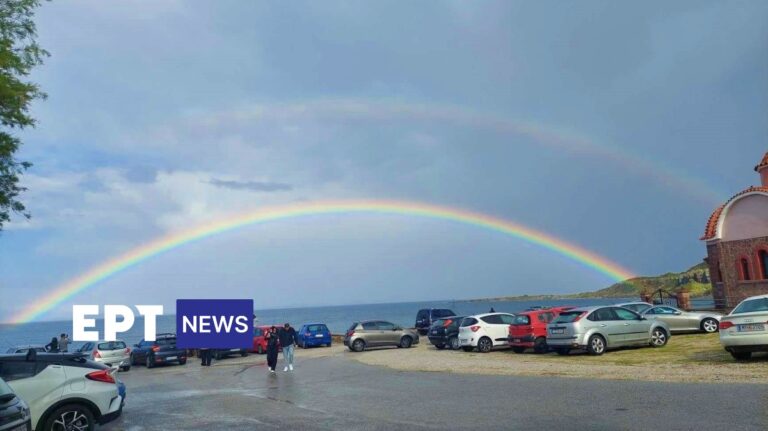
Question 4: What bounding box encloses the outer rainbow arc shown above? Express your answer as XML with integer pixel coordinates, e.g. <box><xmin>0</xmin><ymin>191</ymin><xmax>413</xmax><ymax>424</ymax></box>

<box><xmin>9</xmin><ymin>200</ymin><xmax>636</xmax><ymax>324</ymax></box>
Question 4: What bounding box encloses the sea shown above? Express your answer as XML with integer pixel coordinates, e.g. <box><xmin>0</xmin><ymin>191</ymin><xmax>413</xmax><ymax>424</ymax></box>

<box><xmin>0</xmin><ymin>296</ymin><xmax>710</xmax><ymax>351</ymax></box>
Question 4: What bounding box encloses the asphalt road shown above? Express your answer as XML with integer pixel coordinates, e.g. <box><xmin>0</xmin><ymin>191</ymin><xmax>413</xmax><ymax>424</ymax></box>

<box><xmin>104</xmin><ymin>353</ymin><xmax>768</xmax><ymax>431</ymax></box>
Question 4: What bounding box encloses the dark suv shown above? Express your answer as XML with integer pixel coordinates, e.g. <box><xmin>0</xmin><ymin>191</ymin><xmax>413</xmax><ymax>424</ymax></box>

<box><xmin>415</xmin><ymin>308</ymin><xmax>456</xmax><ymax>335</ymax></box>
<box><xmin>427</xmin><ymin>316</ymin><xmax>465</xmax><ymax>350</ymax></box>
<box><xmin>130</xmin><ymin>333</ymin><xmax>187</xmax><ymax>368</ymax></box>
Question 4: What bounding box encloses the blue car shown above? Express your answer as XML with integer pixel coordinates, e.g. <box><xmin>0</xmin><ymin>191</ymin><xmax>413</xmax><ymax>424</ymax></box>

<box><xmin>297</xmin><ymin>323</ymin><xmax>332</xmax><ymax>348</ymax></box>
<box><xmin>117</xmin><ymin>378</ymin><xmax>126</xmax><ymax>406</ymax></box>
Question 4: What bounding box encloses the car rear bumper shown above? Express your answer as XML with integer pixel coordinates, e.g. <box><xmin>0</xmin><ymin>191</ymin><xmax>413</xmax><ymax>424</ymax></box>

<box><xmin>508</xmin><ymin>335</ymin><xmax>535</xmax><ymax>347</ymax></box>
<box><xmin>98</xmin><ymin>397</ymin><xmax>123</xmax><ymax>425</ymax></box>
<box><xmin>546</xmin><ymin>336</ymin><xmax>583</xmax><ymax>349</ymax></box>
<box><xmin>428</xmin><ymin>335</ymin><xmax>450</xmax><ymax>345</ymax></box>
<box><xmin>153</xmin><ymin>352</ymin><xmax>187</xmax><ymax>363</ymax></box>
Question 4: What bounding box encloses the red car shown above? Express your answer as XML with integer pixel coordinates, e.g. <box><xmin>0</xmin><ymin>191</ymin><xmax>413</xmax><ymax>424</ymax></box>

<box><xmin>252</xmin><ymin>325</ymin><xmax>281</xmax><ymax>354</ymax></box>
<box><xmin>508</xmin><ymin>307</ymin><xmax>574</xmax><ymax>354</ymax></box>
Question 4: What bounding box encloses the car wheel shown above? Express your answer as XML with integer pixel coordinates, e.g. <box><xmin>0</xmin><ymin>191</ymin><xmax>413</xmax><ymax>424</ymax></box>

<box><xmin>650</xmin><ymin>328</ymin><xmax>668</xmax><ymax>348</ymax></box>
<box><xmin>477</xmin><ymin>337</ymin><xmax>492</xmax><ymax>353</ymax></box>
<box><xmin>351</xmin><ymin>339</ymin><xmax>366</xmax><ymax>352</ymax></box>
<box><xmin>449</xmin><ymin>337</ymin><xmax>461</xmax><ymax>350</ymax></box>
<box><xmin>701</xmin><ymin>318</ymin><xmax>719</xmax><ymax>333</ymax></box>
<box><xmin>400</xmin><ymin>336</ymin><xmax>413</xmax><ymax>348</ymax></box>
<box><xmin>533</xmin><ymin>337</ymin><xmax>548</xmax><ymax>354</ymax></box>
<box><xmin>257</xmin><ymin>345</ymin><xmax>264</xmax><ymax>355</ymax></box>
<box><xmin>179</xmin><ymin>358</ymin><xmax>187</xmax><ymax>365</ymax></box>
<box><xmin>586</xmin><ymin>334</ymin><xmax>606</xmax><ymax>355</ymax></box>
<box><xmin>241</xmin><ymin>351</ymin><xmax>248</xmax><ymax>357</ymax></box>
<box><xmin>418</xmin><ymin>329</ymin><xmax>427</xmax><ymax>336</ymax></box>
<box><xmin>130</xmin><ymin>354</ymin><xmax>137</xmax><ymax>366</ymax></box>
<box><xmin>461</xmin><ymin>346</ymin><xmax>474</xmax><ymax>352</ymax></box>
<box><xmin>43</xmin><ymin>403</ymin><xmax>95</xmax><ymax>431</ymax></box>
<box><xmin>146</xmin><ymin>355</ymin><xmax>155</xmax><ymax>369</ymax></box>
<box><xmin>555</xmin><ymin>348</ymin><xmax>570</xmax><ymax>356</ymax></box>
<box><xmin>511</xmin><ymin>346</ymin><xmax>525</xmax><ymax>354</ymax></box>
<box><xmin>434</xmin><ymin>343</ymin><xmax>446</xmax><ymax>350</ymax></box>
<box><xmin>122</xmin><ymin>365</ymin><xmax>131</xmax><ymax>372</ymax></box>
<box><xmin>730</xmin><ymin>350</ymin><xmax>752</xmax><ymax>361</ymax></box>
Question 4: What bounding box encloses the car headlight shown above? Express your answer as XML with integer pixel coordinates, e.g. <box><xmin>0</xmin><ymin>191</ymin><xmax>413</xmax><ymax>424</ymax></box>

<box><xmin>21</xmin><ymin>405</ymin><xmax>30</xmax><ymax>420</ymax></box>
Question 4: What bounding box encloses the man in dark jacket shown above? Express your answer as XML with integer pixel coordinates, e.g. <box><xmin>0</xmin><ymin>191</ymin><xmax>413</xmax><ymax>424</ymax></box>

<box><xmin>278</xmin><ymin>323</ymin><xmax>297</xmax><ymax>372</ymax></box>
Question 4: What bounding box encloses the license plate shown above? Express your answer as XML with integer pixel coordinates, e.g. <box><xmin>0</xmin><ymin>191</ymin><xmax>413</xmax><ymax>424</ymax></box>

<box><xmin>512</xmin><ymin>338</ymin><xmax>521</xmax><ymax>343</ymax></box>
<box><xmin>315</xmin><ymin>334</ymin><xmax>323</xmax><ymax>338</ymax></box>
<box><xmin>431</xmin><ymin>330</ymin><xmax>438</xmax><ymax>335</ymax></box>
<box><xmin>230</xmin><ymin>348</ymin><xmax>241</xmax><ymax>351</ymax></box>
<box><xmin>737</xmin><ymin>323</ymin><xmax>765</xmax><ymax>332</ymax></box>
<box><xmin>166</xmin><ymin>356</ymin><xmax>177</xmax><ymax>361</ymax></box>
<box><xmin>550</xmin><ymin>328</ymin><xmax>564</xmax><ymax>335</ymax></box>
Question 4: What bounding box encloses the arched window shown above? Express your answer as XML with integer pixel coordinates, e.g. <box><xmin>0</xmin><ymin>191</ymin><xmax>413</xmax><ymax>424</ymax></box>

<box><xmin>738</xmin><ymin>257</ymin><xmax>751</xmax><ymax>281</ymax></box>
<box><xmin>758</xmin><ymin>248</ymin><xmax>768</xmax><ymax>280</ymax></box>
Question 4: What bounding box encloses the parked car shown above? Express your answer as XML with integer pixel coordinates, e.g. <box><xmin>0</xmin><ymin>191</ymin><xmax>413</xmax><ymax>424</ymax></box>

<box><xmin>427</xmin><ymin>316</ymin><xmax>465</xmax><ymax>350</ymax></box>
<box><xmin>0</xmin><ymin>351</ymin><xmax>123</xmax><ymax>431</ymax></box>
<box><xmin>0</xmin><ymin>376</ymin><xmax>31</xmax><ymax>431</ymax></box>
<box><xmin>252</xmin><ymin>325</ymin><xmax>281</xmax><ymax>354</ymax></box>
<box><xmin>212</xmin><ymin>347</ymin><xmax>248</xmax><ymax>360</ymax></box>
<box><xmin>415</xmin><ymin>308</ymin><xmax>456</xmax><ymax>335</ymax></box>
<box><xmin>508</xmin><ymin>307</ymin><xmax>574</xmax><ymax>354</ymax></box>
<box><xmin>614</xmin><ymin>301</ymin><xmax>653</xmax><ymax>314</ymax></box>
<box><xmin>297</xmin><ymin>324</ymin><xmax>332</xmax><ymax>348</ymax></box>
<box><xmin>641</xmin><ymin>305</ymin><xmax>722</xmax><ymax>333</ymax></box>
<box><xmin>130</xmin><ymin>333</ymin><xmax>187</xmax><ymax>368</ymax></box>
<box><xmin>458</xmin><ymin>313</ymin><xmax>516</xmax><ymax>353</ymax></box>
<box><xmin>547</xmin><ymin>306</ymin><xmax>670</xmax><ymax>355</ymax></box>
<box><xmin>344</xmin><ymin>321</ymin><xmax>420</xmax><ymax>352</ymax></box>
<box><xmin>4</xmin><ymin>345</ymin><xmax>45</xmax><ymax>355</ymax></box>
<box><xmin>77</xmin><ymin>340</ymin><xmax>132</xmax><ymax>371</ymax></box>
<box><xmin>719</xmin><ymin>294</ymin><xmax>768</xmax><ymax>360</ymax></box>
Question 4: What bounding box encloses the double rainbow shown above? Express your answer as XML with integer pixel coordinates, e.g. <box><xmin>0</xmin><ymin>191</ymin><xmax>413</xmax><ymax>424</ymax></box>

<box><xmin>9</xmin><ymin>200</ymin><xmax>636</xmax><ymax>324</ymax></box>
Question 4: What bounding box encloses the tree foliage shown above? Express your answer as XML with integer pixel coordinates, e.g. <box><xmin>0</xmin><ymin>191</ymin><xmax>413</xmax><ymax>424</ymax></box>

<box><xmin>0</xmin><ymin>0</ymin><xmax>47</xmax><ymax>230</ymax></box>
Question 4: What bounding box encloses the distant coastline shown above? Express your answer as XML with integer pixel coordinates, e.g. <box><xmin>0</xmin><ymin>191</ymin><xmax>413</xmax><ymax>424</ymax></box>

<box><xmin>462</xmin><ymin>262</ymin><xmax>712</xmax><ymax>303</ymax></box>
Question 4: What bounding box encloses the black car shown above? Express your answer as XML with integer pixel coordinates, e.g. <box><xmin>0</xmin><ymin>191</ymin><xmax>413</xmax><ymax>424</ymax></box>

<box><xmin>427</xmin><ymin>316</ymin><xmax>465</xmax><ymax>350</ymax></box>
<box><xmin>0</xmin><ymin>376</ymin><xmax>30</xmax><ymax>431</ymax></box>
<box><xmin>415</xmin><ymin>308</ymin><xmax>456</xmax><ymax>335</ymax></box>
<box><xmin>130</xmin><ymin>333</ymin><xmax>187</xmax><ymax>368</ymax></box>
<box><xmin>212</xmin><ymin>348</ymin><xmax>248</xmax><ymax>360</ymax></box>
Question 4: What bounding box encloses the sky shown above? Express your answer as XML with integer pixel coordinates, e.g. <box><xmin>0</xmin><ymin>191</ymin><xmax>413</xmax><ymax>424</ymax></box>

<box><xmin>1</xmin><ymin>0</ymin><xmax>767</xmax><ymax>321</ymax></box>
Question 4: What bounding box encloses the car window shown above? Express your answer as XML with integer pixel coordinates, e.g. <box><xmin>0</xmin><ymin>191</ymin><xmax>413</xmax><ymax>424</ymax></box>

<box><xmin>652</xmin><ymin>307</ymin><xmax>678</xmax><ymax>315</ymax></box>
<box><xmin>348</xmin><ymin>323</ymin><xmax>359</xmax><ymax>331</ymax></box>
<box><xmin>434</xmin><ymin>309</ymin><xmax>455</xmax><ymax>318</ymax></box>
<box><xmin>592</xmin><ymin>308</ymin><xmax>617</xmax><ymax>321</ymax></box>
<box><xmin>0</xmin><ymin>361</ymin><xmax>38</xmax><ymax>382</ymax></box>
<box><xmin>377</xmin><ymin>321</ymin><xmax>395</xmax><ymax>331</ymax></box>
<box><xmin>97</xmin><ymin>341</ymin><xmax>127</xmax><ymax>350</ymax></box>
<box><xmin>498</xmin><ymin>314</ymin><xmax>516</xmax><ymax>324</ymax></box>
<box><xmin>512</xmin><ymin>315</ymin><xmax>530</xmax><ymax>325</ymax></box>
<box><xmin>362</xmin><ymin>322</ymin><xmax>378</xmax><ymax>330</ymax></box>
<box><xmin>732</xmin><ymin>298</ymin><xmax>768</xmax><ymax>314</ymax></box>
<box><xmin>538</xmin><ymin>312</ymin><xmax>555</xmax><ymax>323</ymax></box>
<box><xmin>553</xmin><ymin>311</ymin><xmax>584</xmax><ymax>323</ymax></box>
<box><xmin>481</xmin><ymin>315</ymin><xmax>502</xmax><ymax>324</ymax></box>
<box><xmin>156</xmin><ymin>338</ymin><xmax>176</xmax><ymax>346</ymax></box>
<box><xmin>461</xmin><ymin>317</ymin><xmax>478</xmax><ymax>327</ymax></box>
<box><xmin>417</xmin><ymin>310</ymin><xmax>429</xmax><ymax>319</ymax></box>
<box><xmin>613</xmin><ymin>308</ymin><xmax>639</xmax><ymax>320</ymax></box>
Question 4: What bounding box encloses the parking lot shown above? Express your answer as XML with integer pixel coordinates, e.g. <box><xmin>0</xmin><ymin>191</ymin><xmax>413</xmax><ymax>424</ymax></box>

<box><xmin>102</xmin><ymin>342</ymin><xmax>768</xmax><ymax>430</ymax></box>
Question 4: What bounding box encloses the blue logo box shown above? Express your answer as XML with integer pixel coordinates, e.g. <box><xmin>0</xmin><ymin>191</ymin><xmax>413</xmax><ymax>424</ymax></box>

<box><xmin>176</xmin><ymin>299</ymin><xmax>253</xmax><ymax>349</ymax></box>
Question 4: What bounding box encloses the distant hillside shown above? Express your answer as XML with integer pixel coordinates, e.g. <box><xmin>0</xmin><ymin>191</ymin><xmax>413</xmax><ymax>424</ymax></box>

<box><xmin>465</xmin><ymin>262</ymin><xmax>711</xmax><ymax>303</ymax></box>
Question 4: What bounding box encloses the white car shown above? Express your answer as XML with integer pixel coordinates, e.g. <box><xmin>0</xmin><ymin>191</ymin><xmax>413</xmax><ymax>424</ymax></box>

<box><xmin>76</xmin><ymin>340</ymin><xmax>132</xmax><ymax>371</ymax></box>
<box><xmin>458</xmin><ymin>312</ymin><xmax>516</xmax><ymax>353</ymax></box>
<box><xmin>720</xmin><ymin>294</ymin><xmax>768</xmax><ymax>360</ymax></box>
<box><xmin>0</xmin><ymin>351</ymin><xmax>123</xmax><ymax>431</ymax></box>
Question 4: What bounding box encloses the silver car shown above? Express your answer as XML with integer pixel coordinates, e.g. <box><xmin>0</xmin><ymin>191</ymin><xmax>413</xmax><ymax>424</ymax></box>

<box><xmin>641</xmin><ymin>305</ymin><xmax>722</xmax><ymax>333</ymax></box>
<box><xmin>547</xmin><ymin>306</ymin><xmax>670</xmax><ymax>355</ymax></box>
<box><xmin>76</xmin><ymin>340</ymin><xmax>132</xmax><ymax>371</ymax></box>
<box><xmin>344</xmin><ymin>320</ymin><xmax>420</xmax><ymax>352</ymax></box>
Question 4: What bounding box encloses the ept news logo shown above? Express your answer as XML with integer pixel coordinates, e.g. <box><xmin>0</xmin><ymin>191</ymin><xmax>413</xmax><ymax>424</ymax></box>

<box><xmin>176</xmin><ymin>299</ymin><xmax>253</xmax><ymax>349</ymax></box>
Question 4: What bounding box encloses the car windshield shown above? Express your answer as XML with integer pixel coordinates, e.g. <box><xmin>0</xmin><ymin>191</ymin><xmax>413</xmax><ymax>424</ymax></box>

<box><xmin>156</xmin><ymin>338</ymin><xmax>176</xmax><ymax>345</ymax></box>
<box><xmin>97</xmin><ymin>341</ymin><xmax>127</xmax><ymax>350</ymax></box>
<box><xmin>434</xmin><ymin>309</ymin><xmax>455</xmax><ymax>318</ymax></box>
<box><xmin>733</xmin><ymin>298</ymin><xmax>768</xmax><ymax>314</ymax></box>
<box><xmin>511</xmin><ymin>315</ymin><xmax>531</xmax><ymax>325</ymax></box>
<box><xmin>553</xmin><ymin>311</ymin><xmax>584</xmax><ymax>323</ymax></box>
<box><xmin>348</xmin><ymin>323</ymin><xmax>359</xmax><ymax>331</ymax></box>
<box><xmin>460</xmin><ymin>317</ymin><xmax>478</xmax><ymax>327</ymax></box>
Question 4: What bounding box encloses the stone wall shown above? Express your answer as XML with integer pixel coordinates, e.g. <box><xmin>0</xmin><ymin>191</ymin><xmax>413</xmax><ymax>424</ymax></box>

<box><xmin>715</xmin><ymin>235</ymin><xmax>768</xmax><ymax>308</ymax></box>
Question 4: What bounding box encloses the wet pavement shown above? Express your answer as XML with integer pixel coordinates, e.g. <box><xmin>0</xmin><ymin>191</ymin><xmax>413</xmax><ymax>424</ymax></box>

<box><xmin>103</xmin><ymin>352</ymin><xmax>768</xmax><ymax>430</ymax></box>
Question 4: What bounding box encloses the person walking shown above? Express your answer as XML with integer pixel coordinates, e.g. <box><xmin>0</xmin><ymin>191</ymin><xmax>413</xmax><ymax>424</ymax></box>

<box><xmin>58</xmin><ymin>333</ymin><xmax>69</xmax><ymax>353</ymax></box>
<box><xmin>278</xmin><ymin>322</ymin><xmax>297</xmax><ymax>372</ymax></box>
<box><xmin>265</xmin><ymin>326</ymin><xmax>279</xmax><ymax>373</ymax></box>
<box><xmin>45</xmin><ymin>336</ymin><xmax>59</xmax><ymax>353</ymax></box>
<box><xmin>199</xmin><ymin>348</ymin><xmax>212</xmax><ymax>366</ymax></box>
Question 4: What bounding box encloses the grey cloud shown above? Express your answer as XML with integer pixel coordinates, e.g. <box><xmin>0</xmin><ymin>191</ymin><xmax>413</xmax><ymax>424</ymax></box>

<box><xmin>208</xmin><ymin>178</ymin><xmax>294</xmax><ymax>192</ymax></box>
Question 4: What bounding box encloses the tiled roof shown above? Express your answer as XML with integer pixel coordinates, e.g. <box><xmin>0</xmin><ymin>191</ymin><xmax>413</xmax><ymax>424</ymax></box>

<box><xmin>701</xmin><ymin>186</ymin><xmax>768</xmax><ymax>240</ymax></box>
<box><xmin>756</xmin><ymin>152</ymin><xmax>768</xmax><ymax>172</ymax></box>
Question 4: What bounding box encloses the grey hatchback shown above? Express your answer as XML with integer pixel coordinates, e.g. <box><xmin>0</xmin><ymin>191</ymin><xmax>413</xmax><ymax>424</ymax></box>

<box><xmin>546</xmin><ymin>306</ymin><xmax>670</xmax><ymax>355</ymax></box>
<box><xmin>344</xmin><ymin>320</ymin><xmax>420</xmax><ymax>352</ymax></box>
